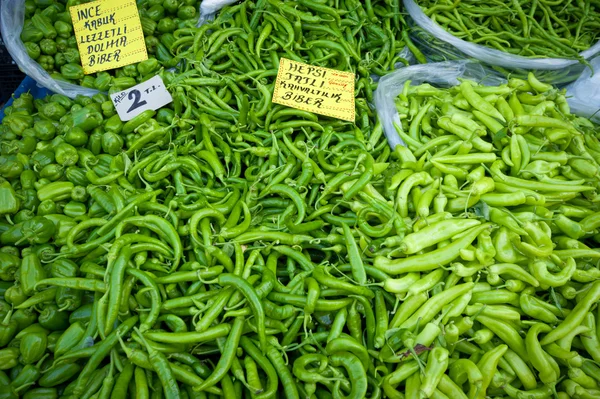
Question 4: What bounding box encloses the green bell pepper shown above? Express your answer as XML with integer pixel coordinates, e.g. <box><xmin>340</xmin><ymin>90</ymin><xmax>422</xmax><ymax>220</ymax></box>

<box><xmin>39</xmin><ymin>163</ymin><xmax>64</xmax><ymax>181</ymax></box>
<box><xmin>94</xmin><ymin>72</ymin><xmax>111</xmax><ymax>91</ymax></box>
<box><xmin>104</xmin><ymin>114</ymin><xmax>124</xmax><ymax>134</ymax></box>
<box><xmin>20</xmin><ymin>170</ymin><xmax>37</xmax><ymax>190</ymax></box>
<box><xmin>39</xmin><ymin>38</ymin><xmax>57</xmax><ymax>55</ymax></box>
<box><xmin>101</xmin><ymin>132</ymin><xmax>124</xmax><ymax>155</ymax></box>
<box><xmin>64</xmin><ymin>127</ymin><xmax>88</xmax><ymax>147</ymax></box>
<box><xmin>145</xmin><ymin>36</ymin><xmax>160</xmax><ymax>54</ymax></box>
<box><xmin>163</xmin><ymin>0</ymin><xmax>178</xmax><ymax>13</ymax></box>
<box><xmin>67</xmin><ymin>35</ymin><xmax>78</xmax><ymax>49</ymax></box>
<box><xmin>24</xmin><ymin>42</ymin><xmax>41</xmax><ymax>60</ymax></box>
<box><xmin>55</xmin><ymin>143</ymin><xmax>79</xmax><ymax>166</ymax></box>
<box><xmin>81</xmin><ymin>76</ymin><xmax>96</xmax><ymax>89</ymax></box>
<box><xmin>21</xmin><ymin>25</ymin><xmax>44</xmax><ymax>43</ymax></box>
<box><xmin>54</xmin><ymin>52</ymin><xmax>66</xmax><ymax>68</ymax></box>
<box><xmin>0</xmin><ymin>155</ymin><xmax>24</xmax><ymax>179</ymax></box>
<box><xmin>50</xmin><ymin>259</ymin><xmax>78</xmax><ymax>278</ymax></box>
<box><xmin>31</xmin><ymin>151</ymin><xmax>55</xmax><ymax>169</ymax></box>
<box><xmin>0</xmin><ymin>216</ymin><xmax>56</xmax><ymax>246</ymax></box>
<box><xmin>34</xmin><ymin>120</ymin><xmax>56</xmax><ymax>140</ymax></box>
<box><xmin>39</xmin><ymin>102</ymin><xmax>67</xmax><ymax>121</ymax></box>
<box><xmin>60</xmin><ymin>63</ymin><xmax>84</xmax><ymax>80</ymax></box>
<box><xmin>177</xmin><ymin>5</ymin><xmax>196</xmax><ymax>19</ymax></box>
<box><xmin>5</xmin><ymin>113</ymin><xmax>34</xmax><ymax>135</ymax></box>
<box><xmin>4</xmin><ymin>285</ymin><xmax>27</xmax><ymax>307</ymax></box>
<box><xmin>38</xmin><ymin>55</ymin><xmax>54</xmax><ymax>72</ymax></box>
<box><xmin>64</xmin><ymin>166</ymin><xmax>89</xmax><ymax>186</ymax></box>
<box><xmin>0</xmin><ymin>311</ymin><xmax>19</xmax><ymax>347</ymax></box>
<box><xmin>157</xmin><ymin>17</ymin><xmax>176</xmax><ymax>33</ymax></box>
<box><xmin>19</xmin><ymin>331</ymin><xmax>47</xmax><ymax>364</ymax></box>
<box><xmin>12</xmin><ymin>308</ymin><xmax>38</xmax><ymax>330</ymax></box>
<box><xmin>0</xmin><ymin>182</ymin><xmax>20</xmax><ymax>215</ymax></box>
<box><xmin>37</xmin><ymin>181</ymin><xmax>74</xmax><ymax>202</ymax></box>
<box><xmin>31</xmin><ymin>14</ymin><xmax>57</xmax><ymax>39</ymax></box>
<box><xmin>137</xmin><ymin>58</ymin><xmax>159</xmax><ymax>76</ymax></box>
<box><xmin>62</xmin><ymin>201</ymin><xmax>87</xmax><ymax>218</ymax></box>
<box><xmin>0</xmin><ymin>252</ymin><xmax>21</xmax><ymax>281</ymax></box>
<box><xmin>55</xmin><ymin>287</ymin><xmax>82</xmax><ymax>311</ymax></box>
<box><xmin>54</xmin><ymin>20</ymin><xmax>72</xmax><ymax>38</ymax></box>
<box><xmin>55</xmin><ymin>36</ymin><xmax>68</xmax><ymax>52</ymax></box>
<box><xmin>0</xmin><ymin>348</ymin><xmax>19</xmax><ymax>370</ymax></box>
<box><xmin>72</xmin><ymin>107</ymin><xmax>103</xmax><ymax>131</ymax></box>
<box><xmin>20</xmin><ymin>253</ymin><xmax>46</xmax><ymax>295</ymax></box>
<box><xmin>38</xmin><ymin>304</ymin><xmax>69</xmax><ymax>331</ymax></box>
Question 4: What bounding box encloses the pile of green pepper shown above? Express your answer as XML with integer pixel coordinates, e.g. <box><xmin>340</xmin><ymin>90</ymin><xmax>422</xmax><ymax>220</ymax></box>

<box><xmin>20</xmin><ymin>0</ymin><xmax>201</xmax><ymax>90</ymax></box>
<box><xmin>1</xmin><ymin>0</ymin><xmax>600</xmax><ymax>398</ymax></box>
<box><xmin>414</xmin><ymin>0</ymin><xmax>600</xmax><ymax>61</ymax></box>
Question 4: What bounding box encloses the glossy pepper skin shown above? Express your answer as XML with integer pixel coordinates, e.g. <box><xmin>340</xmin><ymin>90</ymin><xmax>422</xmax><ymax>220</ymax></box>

<box><xmin>0</xmin><ymin>348</ymin><xmax>20</xmax><ymax>370</ymax></box>
<box><xmin>10</xmin><ymin>358</ymin><xmax>47</xmax><ymax>395</ymax></box>
<box><xmin>39</xmin><ymin>38</ymin><xmax>57</xmax><ymax>56</ymax></box>
<box><xmin>38</xmin><ymin>304</ymin><xmax>69</xmax><ymax>331</ymax></box>
<box><xmin>0</xmin><ymin>253</ymin><xmax>21</xmax><ymax>282</ymax></box>
<box><xmin>50</xmin><ymin>259</ymin><xmax>78</xmax><ymax>278</ymax></box>
<box><xmin>1</xmin><ymin>216</ymin><xmax>56</xmax><ymax>246</ymax></box>
<box><xmin>21</xmin><ymin>25</ymin><xmax>44</xmax><ymax>43</ymax></box>
<box><xmin>0</xmin><ymin>155</ymin><xmax>24</xmax><ymax>179</ymax></box>
<box><xmin>63</xmin><ymin>48</ymin><xmax>80</xmax><ymax>64</ymax></box>
<box><xmin>4</xmin><ymin>285</ymin><xmax>27</xmax><ymax>307</ymax></box>
<box><xmin>34</xmin><ymin>120</ymin><xmax>56</xmax><ymax>140</ymax></box>
<box><xmin>0</xmin><ymin>182</ymin><xmax>20</xmax><ymax>215</ymax></box>
<box><xmin>60</xmin><ymin>63</ymin><xmax>85</xmax><ymax>80</ymax></box>
<box><xmin>93</xmin><ymin>72</ymin><xmax>112</xmax><ymax>91</ymax></box>
<box><xmin>19</xmin><ymin>331</ymin><xmax>48</xmax><ymax>364</ymax></box>
<box><xmin>24</xmin><ymin>42</ymin><xmax>41</xmax><ymax>60</ymax></box>
<box><xmin>20</xmin><ymin>253</ymin><xmax>46</xmax><ymax>296</ymax></box>
<box><xmin>72</xmin><ymin>107</ymin><xmax>103</xmax><ymax>132</ymax></box>
<box><xmin>0</xmin><ymin>311</ymin><xmax>18</xmax><ymax>347</ymax></box>
<box><xmin>12</xmin><ymin>308</ymin><xmax>38</xmax><ymax>331</ymax></box>
<box><xmin>55</xmin><ymin>287</ymin><xmax>82</xmax><ymax>311</ymax></box>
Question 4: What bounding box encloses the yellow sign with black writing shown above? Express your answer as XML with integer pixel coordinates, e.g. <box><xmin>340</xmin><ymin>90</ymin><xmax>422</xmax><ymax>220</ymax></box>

<box><xmin>69</xmin><ymin>0</ymin><xmax>147</xmax><ymax>74</ymax></box>
<box><xmin>273</xmin><ymin>58</ymin><xmax>355</xmax><ymax>122</ymax></box>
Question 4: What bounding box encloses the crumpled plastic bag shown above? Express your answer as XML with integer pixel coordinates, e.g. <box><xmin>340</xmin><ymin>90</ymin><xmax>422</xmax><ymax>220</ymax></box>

<box><xmin>566</xmin><ymin>57</ymin><xmax>600</xmax><ymax>123</ymax></box>
<box><xmin>373</xmin><ymin>60</ymin><xmax>505</xmax><ymax>148</ymax></box>
<box><xmin>404</xmin><ymin>0</ymin><xmax>600</xmax><ymax>85</ymax></box>
<box><xmin>1</xmin><ymin>0</ymin><xmax>99</xmax><ymax>97</ymax></box>
<box><xmin>198</xmin><ymin>0</ymin><xmax>238</xmax><ymax>26</ymax></box>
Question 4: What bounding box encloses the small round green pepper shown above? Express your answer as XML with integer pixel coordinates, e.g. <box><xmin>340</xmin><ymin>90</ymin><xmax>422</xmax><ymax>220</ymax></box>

<box><xmin>38</xmin><ymin>304</ymin><xmax>69</xmax><ymax>331</ymax></box>
<box><xmin>19</xmin><ymin>331</ymin><xmax>47</xmax><ymax>364</ymax></box>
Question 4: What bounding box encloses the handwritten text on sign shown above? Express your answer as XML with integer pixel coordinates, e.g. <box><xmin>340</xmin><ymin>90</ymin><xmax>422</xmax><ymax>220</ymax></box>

<box><xmin>70</xmin><ymin>0</ymin><xmax>147</xmax><ymax>74</ymax></box>
<box><xmin>273</xmin><ymin>58</ymin><xmax>355</xmax><ymax>122</ymax></box>
<box><xmin>111</xmin><ymin>76</ymin><xmax>173</xmax><ymax>121</ymax></box>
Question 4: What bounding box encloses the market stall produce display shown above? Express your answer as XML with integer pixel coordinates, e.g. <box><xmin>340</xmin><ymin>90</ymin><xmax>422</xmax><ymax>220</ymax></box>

<box><xmin>414</xmin><ymin>0</ymin><xmax>599</xmax><ymax>60</ymax></box>
<box><xmin>19</xmin><ymin>0</ymin><xmax>200</xmax><ymax>89</ymax></box>
<box><xmin>1</xmin><ymin>0</ymin><xmax>600</xmax><ymax>398</ymax></box>
<box><xmin>403</xmin><ymin>0</ymin><xmax>600</xmax><ymax>85</ymax></box>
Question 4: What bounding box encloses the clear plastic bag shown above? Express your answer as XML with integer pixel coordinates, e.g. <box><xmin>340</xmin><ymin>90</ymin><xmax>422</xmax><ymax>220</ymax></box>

<box><xmin>373</xmin><ymin>60</ymin><xmax>505</xmax><ymax>148</ymax></box>
<box><xmin>404</xmin><ymin>0</ymin><xmax>600</xmax><ymax>85</ymax></box>
<box><xmin>566</xmin><ymin>57</ymin><xmax>600</xmax><ymax>123</ymax></box>
<box><xmin>198</xmin><ymin>0</ymin><xmax>239</xmax><ymax>25</ymax></box>
<box><xmin>1</xmin><ymin>0</ymin><xmax>99</xmax><ymax>97</ymax></box>
<box><xmin>1</xmin><ymin>0</ymin><xmax>202</xmax><ymax>98</ymax></box>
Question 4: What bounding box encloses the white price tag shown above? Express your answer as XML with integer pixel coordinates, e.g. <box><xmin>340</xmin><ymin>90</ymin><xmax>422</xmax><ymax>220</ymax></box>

<box><xmin>111</xmin><ymin>75</ymin><xmax>173</xmax><ymax>121</ymax></box>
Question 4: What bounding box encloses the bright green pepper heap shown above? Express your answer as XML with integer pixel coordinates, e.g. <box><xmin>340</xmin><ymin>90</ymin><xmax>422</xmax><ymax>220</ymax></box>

<box><xmin>20</xmin><ymin>0</ymin><xmax>202</xmax><ymax>90</ymax></box>
<box><xmin>2</xmin><ymin>1</ymin><xmax>600</xmax><ymax>398</ymax></box>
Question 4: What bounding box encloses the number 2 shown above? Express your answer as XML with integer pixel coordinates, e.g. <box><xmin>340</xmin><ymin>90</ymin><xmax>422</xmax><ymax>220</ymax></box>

<box><xmin>127</xmin><ymin>89</ymin><xmax>147</xmax><ymax>113</ymax></box>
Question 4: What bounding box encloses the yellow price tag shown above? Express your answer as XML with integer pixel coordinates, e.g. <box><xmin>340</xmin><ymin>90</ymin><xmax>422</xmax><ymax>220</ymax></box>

<box><xmin>69</xmin><ymin>0</ymin><xmax>148</xmax><ymax>75</ymax></box>
<box><xmin>273</xmin><ymin>58</ymin><xmax>355</xmax><ymax>122</ymax></box>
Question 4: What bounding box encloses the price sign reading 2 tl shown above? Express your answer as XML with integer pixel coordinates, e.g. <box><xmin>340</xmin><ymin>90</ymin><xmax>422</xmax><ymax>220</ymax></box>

<box><xmin>110</xmin><ymin>76</ymin><xmax>173</xmax><ymax>121</ymax></box>
<box><xmin>70</xmin><ymin>0</ymin><xmax>148</xmax><ymax>74</ymax></box>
